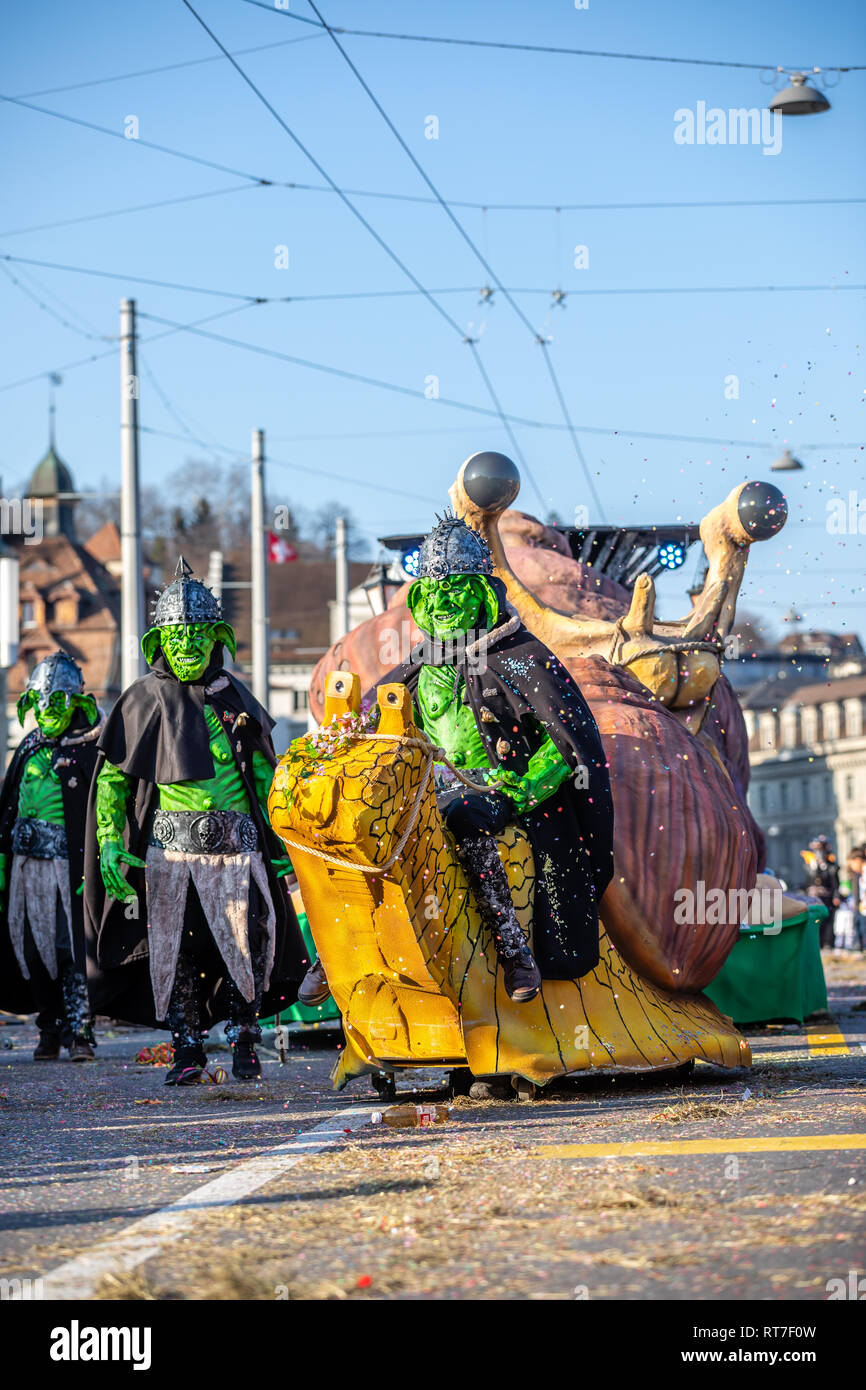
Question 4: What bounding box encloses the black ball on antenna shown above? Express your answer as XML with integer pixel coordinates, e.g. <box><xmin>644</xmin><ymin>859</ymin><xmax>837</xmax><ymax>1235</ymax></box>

<box><xmin>737</xmin><ymin>481</ymin><xmax>788</xmax><ymax>542</ymax></box>
<box><xmin>462</xmin><ymin>452</ymin><xmax>520</xmax><ymax>512</ymax></box>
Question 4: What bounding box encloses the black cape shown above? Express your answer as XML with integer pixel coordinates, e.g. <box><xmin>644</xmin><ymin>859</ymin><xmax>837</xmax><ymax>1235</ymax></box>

<box><xmin>378</xmin><ymin>604</ymin><xmax>614</xmax><ymax>978</ymax></box>
<box><xmin>83</xmin><ymin>655</ymin><xmax>308</xmax><ymax>1026</ymax></box>
<box><xmin>0</xmin><ymin>711</ymin><xmax>102</xmax><ymax>1014</ymax></box>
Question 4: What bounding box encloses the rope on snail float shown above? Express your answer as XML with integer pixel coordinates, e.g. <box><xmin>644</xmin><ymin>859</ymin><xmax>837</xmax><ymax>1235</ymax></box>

<box><xmin>276</xmin><ymin>731</ymin><xmax>490</xmax><ymax>876</ymax></box>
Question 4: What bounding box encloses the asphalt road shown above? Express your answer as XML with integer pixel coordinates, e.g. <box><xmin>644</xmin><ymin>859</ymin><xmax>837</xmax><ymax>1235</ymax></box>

<box><xmin>1</xmin><ymin>954</ymin><xmax>864</xmax><ymax>1302</ymax></box>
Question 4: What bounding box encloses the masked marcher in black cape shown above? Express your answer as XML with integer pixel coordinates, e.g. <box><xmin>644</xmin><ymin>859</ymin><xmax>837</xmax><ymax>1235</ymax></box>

<box><xmin>83</xmin><ymin>559</ymin><xmax>308</xmax><ymax>1085</ymax></box>
<box><xmin>298</xmin><ymin>511</ymin><xmax>614</xmax><ymax>1015</ymax></box>
<box><xmin>0</xmin><ymin>652</ymin><xmax>103</xmax><ymax>1060</ymax></box>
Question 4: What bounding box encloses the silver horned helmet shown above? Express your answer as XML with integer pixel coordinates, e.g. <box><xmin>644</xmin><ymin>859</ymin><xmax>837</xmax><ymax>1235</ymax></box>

<box><xmin>152</xmin><ymin>556</ymin><xmax>222</xmax><ymax>628</ymax></box>
<box><xmin>26</xmin><ymin>650</ymin><xmax>85</xmax><ymax>711</ymax></box>
<box><xmin>416</xmin><ymin>510</ymin><xmax>493</xmax><ymax>581</ymax></box>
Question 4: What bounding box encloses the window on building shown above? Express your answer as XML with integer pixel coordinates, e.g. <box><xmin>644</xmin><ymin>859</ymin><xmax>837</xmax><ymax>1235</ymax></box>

<box><xmin>758</xmin><ymin>785</ymin><xmax>768</xmax><ymax>813</ymax></box>
<box><xmin>294</xmin><ymin>689</ymin><xmax>309</xmax><ymax>712</ymax></box>
<box><xmin>801</xmin><ymin>779</ymin><xmax>809</xmax><ymax>808</ymax></box>
<box><xmin>846</xmin><ymin>774</ymin><xmax>856</xmax><ymax>802</ymax></box>
<box><xmin>21</xmin><ymin>600</ymin><xmax>35</xmax><ymax>629</ymax></box>
<box><xmin>801</xmin><ymin>707</ymin><xmax>819</xmax><ymax>744</ymax></box>
<box><xmin>779</xmin><ymin>782</ymin><xmax>788</xmax><ymax>810</ymax></box>
<box><xmin>844</xmin><ymin>701</ymin><xmax>864</xmax><ymax>738</ymax></box>
<box><xmin>822</xmin><ymin>704</ymin><xmax>840</xmax><ymax>741</ymax></box>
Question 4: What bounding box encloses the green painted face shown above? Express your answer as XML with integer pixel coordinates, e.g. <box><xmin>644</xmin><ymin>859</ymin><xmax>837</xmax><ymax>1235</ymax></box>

<box><xmin>34</xmin><ymin>691</ymin><xmax>75</xmax><ymax>739</ymax></box>
<box><xmin>157</xmin><ymin>623</ymin><xmax>219</xmax><ymax>682</ymax></box>
<box><xmin>17</xmin><ymin>689</ymin><xmax>98</xmax><ymax>738</ymax></box>
<box><xmin>142</xmin><ymin>620</ymin><xmax>236</xmax><ymax>676</ymax></box>
<box><xmin>407</xmin><ymin>574</ymin><xmax>497</xmax><ymax>639</ymax></box>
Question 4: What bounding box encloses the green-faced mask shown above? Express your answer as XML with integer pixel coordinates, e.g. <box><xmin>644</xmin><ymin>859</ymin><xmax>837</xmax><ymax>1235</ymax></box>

<box><xmin>141</xmin><ymin>621</ymin><xmax>236</xmax><ymax>682</ymax></box>
<box><xmin>17</xmin><ymin>688</ymin><xmax>97</xmax><ymax>739</ymax></box>
<box><xmin>407</xmin><ymin>574</ymin><xmax>499</xmax><ymax>640</ymax></box>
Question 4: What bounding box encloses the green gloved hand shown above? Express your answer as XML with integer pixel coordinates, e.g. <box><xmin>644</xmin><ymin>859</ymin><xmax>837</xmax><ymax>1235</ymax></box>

<box><xmin>100</xmin><ymin>839</ymin><xmax>146</xmax><ymax>902</ymax></box>
<box><xmin>272</xmin><ymin>857</ymin><xmax>295</xmax><ymax>880</ymax></box>
<box><xmin>486</xmin><ymin>734</ymin><xmax>572</xmax><ymax>815</ymax></box>
<box><xmin>484</xmin><ymin>766</ymin><xmax>530</xmax><ymax>814</ymax></box>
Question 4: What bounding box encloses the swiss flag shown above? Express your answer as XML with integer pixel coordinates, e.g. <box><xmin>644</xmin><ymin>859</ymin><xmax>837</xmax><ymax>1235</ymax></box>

<box><xmin>268</xmin><ymin>532</ymin><xmax>298</xmax><ymax>563</ymax></box>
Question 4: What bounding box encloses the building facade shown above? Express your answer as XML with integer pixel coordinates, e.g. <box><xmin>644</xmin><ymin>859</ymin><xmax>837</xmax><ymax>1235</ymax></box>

<box><xmin>4</xmin><ymin>445</ymin><xmax>123</xmax><ymax>756</ymax></box>
<box><xmin>743</xmin><ymin>669</ymin><xmax>866</xmax><ymax>884</ymax></box>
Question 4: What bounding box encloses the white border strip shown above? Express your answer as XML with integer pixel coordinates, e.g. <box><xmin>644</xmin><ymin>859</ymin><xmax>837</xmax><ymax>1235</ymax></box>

<box><xmin>21</xmin><ymin>1105</ymin><xmax>374</xmax><ymax>1301</ymax></box>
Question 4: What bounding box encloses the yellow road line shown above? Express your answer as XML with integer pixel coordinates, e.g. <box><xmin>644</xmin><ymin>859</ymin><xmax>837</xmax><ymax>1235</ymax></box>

<box><xmin>807</xmin><ymin>1021</ymin><xmax>849</xmax><ymax>1057</ymax></box>
<box><xmin>535</xmin><ymin>1134</ymin><xmax>866</xmax><ymax>1159</ymax></box>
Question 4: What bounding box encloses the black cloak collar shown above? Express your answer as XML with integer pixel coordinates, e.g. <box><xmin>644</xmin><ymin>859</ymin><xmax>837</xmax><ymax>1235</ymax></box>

<box><xmin>98</xmin><ymin>646</ymin><xmax>273</xmax><ymax>784</ymax></box>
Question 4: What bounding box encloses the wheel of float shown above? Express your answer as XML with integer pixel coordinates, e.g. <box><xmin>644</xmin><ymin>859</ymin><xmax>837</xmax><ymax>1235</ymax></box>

<box><xmin>511</xmin><ymin>1075</ymin><xmax>538</xmax><ymax>1102</ymax></box>
<box><xmin>448</xmin><ymin>1068</ymin><xmax>474</xmax><ymax>1097</ymax></box>
<box><xmin>652</xmin><ymin>1058</ymin><xmax>696</xmax><ymax>1083</ymax></box>
<box><xmin>371</xmin><ymin>1072</ymin><xmax>396</xmax><ymax>1100</ymax></box>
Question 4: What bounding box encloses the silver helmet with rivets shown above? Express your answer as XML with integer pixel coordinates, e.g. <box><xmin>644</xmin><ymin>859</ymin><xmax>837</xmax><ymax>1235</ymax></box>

<box><xmin>416</xmin><ymin>510</ymin><xmax>493</xmax><ymax>581</ymax></box>
<box><xmin>152</xmin><ymin>556</ymin><xmax>222</xmax><ymax>628</ymax></box>
<box><xmin>25</xmin><ymin>650</ymin><xmax>85</xmax><ymax>711</ymax></box>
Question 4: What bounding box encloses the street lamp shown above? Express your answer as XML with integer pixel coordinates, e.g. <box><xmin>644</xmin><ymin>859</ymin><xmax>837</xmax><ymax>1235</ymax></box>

<box><xmin>771</xmin><ymin>449</ymin><xmax>805</xmax><ymax>472</ymax></box>
<box><xmin>362</xmin><ymin>562</ymin><xmax>401</xmax><ymax>616</ymax></box>
<box><xmin>769</xmin><ymin>72</ymin><xmax>831</xmax><ymax>116</ymax></box>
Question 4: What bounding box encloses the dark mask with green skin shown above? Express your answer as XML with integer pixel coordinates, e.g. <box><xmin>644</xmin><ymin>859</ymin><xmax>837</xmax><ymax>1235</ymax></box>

<box><xmin>407</xmin><ymin>574</ymin><xmax>499</xmax><ymax>640</ymax></box>
<box><xmin>141</xmin><ymin>621</ymin><xmax>237</xmax><ymax>681</ymax></box>
<box><xmin>17</xmin><ymin>689</ymin><xmax>98</xmax><ymax>739</ymax></box>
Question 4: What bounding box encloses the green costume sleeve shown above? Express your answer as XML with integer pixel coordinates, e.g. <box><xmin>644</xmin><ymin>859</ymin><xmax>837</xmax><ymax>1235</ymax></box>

<box><xmin>252</xmin><ymin>750</ymin><xmax>275</xmax><ymax>819</ymax></box>
<box><xmin>252</xmin><ymin>749</ymin><xmax>293</xmax><ymax>876</ymax></box>
<box><xmin>487</xmin><ymin>732</ymin><xmax>571</xmax><ymax>815</ymax></box>
<box><xmin>95</xmin><ymin>760</ymin><xmax>134</xmax><ymax>849</ymax></box>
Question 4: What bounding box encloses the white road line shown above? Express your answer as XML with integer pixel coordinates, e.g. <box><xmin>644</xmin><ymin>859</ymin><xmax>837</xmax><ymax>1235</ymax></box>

<box><xmin>21</xmin><ymin>1105</ymin><xmax>374</xmax><ymax>1301</ymax></box>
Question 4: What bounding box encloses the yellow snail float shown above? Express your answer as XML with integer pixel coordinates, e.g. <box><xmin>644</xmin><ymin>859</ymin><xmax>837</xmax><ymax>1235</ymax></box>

<box><xmin>268</xmin><ymin>671</ymin><xmax>750</xmax><ymax>1094</ymax></box>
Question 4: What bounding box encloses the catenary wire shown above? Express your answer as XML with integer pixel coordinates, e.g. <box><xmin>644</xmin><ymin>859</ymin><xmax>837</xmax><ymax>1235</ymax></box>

<box><xmin>5</xmin><ymin>90</ymin><xmax>863</xmax><ymax>219</ymax></box>
<box><xmin>140</xmin><ymin>424</ymin><xmax>443</xmax><ymax>504</ymax></box>
<box><xmin>242</xmin><ymin>2</ymin><xmax>865</xmax><ymax>72</ymax></box>
<box><xmin>177</xmin><ymin>0</ymin><xmax>548</xmax><ymax>511</ymax></box>
<box><xmin>12</xmin><ymin>30</ymin><xmax>325</xmax><ymax>99</ymax></box>
<box><xmin>4</xmin><ymin>253</ymin><xmax>863</xmax><ymax>301</ymax></box>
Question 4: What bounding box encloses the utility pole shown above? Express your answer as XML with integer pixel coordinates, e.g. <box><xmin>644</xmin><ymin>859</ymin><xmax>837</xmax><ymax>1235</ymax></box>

<box><xmin>250</xmin><ymin>428</ymin><xmax>269</xmax><ymax>708</ymax></box>
<box><xmin>120</xmin><ymin>299</ymin><xmax>144</xmax><ymax>689</ymax></box>
<box><xmin>207</xmin><ymin>550</ymin><xmax>224</xmax><ymax>609</ymax></box>
<box><xmin>335</xmin><ymin>515</ymin><xmax>349</xmax><ymax>639</ymax></box>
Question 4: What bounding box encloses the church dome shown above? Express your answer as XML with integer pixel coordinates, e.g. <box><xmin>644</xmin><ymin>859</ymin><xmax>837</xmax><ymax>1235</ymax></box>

<box><xmin>27</xmin><ymin>445</ymin><xmax>75</xmax><ymax>498</ymax></box>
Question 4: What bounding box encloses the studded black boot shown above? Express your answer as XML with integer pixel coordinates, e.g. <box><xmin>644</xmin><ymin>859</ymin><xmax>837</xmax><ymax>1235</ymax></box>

<box><xmin>165</xmin><ymin>1042</ymin><xmax>206</xmax><ymax>1086</ymax></box>
<box><xmin>33</xmin><ymin>1030</ymin><xmax>61</xmax><ymax>1061</ymax></box>
<box><xmin>231</xmin><ymin>1031</ymin><xmax>262</xmax><ymax>1081</ymax></box>
<box><xmin>457</xmin><ymin>835</ymin><xmax>542</xmax><ymax>1002</ymax></box>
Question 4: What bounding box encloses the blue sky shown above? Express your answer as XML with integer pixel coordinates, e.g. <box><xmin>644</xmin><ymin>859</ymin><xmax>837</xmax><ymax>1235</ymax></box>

<box><xmin>1</xmin><ymin>0</ymin><xmax>864</xmax><ymax>638</ymax></box>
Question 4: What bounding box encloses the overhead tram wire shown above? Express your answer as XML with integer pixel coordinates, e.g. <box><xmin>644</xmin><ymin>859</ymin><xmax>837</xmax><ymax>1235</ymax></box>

<box><xmin>304</xmin><ymin>0</ymin><xmax>604</xmax><ymax>519</ymax></box>
<box><xmin>243</xmin><ymin>0</ymin><xmax>866</xmax><ymax>72</ymax></box>
<box><xmin>0</xmin><ymin>94</ymin><xmax>275</xmax><ymax>185</ymax></box>
<box><xmin>0</xmin><ymin>184</ymin><xmax>259</xmax><ymax>240</ymax></box>
<box><xmin>4</xmin><ymin>92</ymin><xmax>861</xmax><ymax>221</ymax></box>
<box><xmin>140</xmin><ymin>425</ymin><xmax>443</xmax><ymax>505</ymax></box>
<box><xmin>134</xmin><ymin>311</ymin><xmax>863</xmax><ymax>452</ymax></box>
<box><xmin>0</xmin><ymin>302</ymin><xmax>261</xmax><ymax>394</ymax></box>
<box><xmin>12</xmin><ymin>29</ymin><xmax>326</xmax><ymax>99</ymax></box>
<box><xmin>0</xmin><ymin>253</ymin><xmax>260</xmax><ymax>302</ymax></box>
<box><xmin>3</xmin><ymin>255</ymin><xmax>862</xmax><ymax>301</ymax></box>
<box><xmin>138</xmin><ymin>352</ymin><xmax>228</xmax><ymax>455</ymax></box>
<box><xmin>4</xmin><ymin>279</ymin><xmax>859</xmax><ymax>454</ymax></box>
<box><xmin>177</xmin><ymin>0</ymin><xmax>547</xmax><ymax>512</ymax></box>
<box><xmin>137</xmin><ymin>309</ymin><xmax>531</xmax><ymax>427</ymax></box>
<box><xmin>0</xmin><ymin>262</ymin><xmax>108</xmax><ymax>342</ymax></box>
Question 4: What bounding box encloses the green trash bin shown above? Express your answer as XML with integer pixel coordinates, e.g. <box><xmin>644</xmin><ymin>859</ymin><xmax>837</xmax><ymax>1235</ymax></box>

<box><xmin>704</xmin><ymin>902</ymin><xmax>828</xmax><ymax>1027</ymax></box>
<box><xmin>260</xmin><ymin>911</ymin><xmax>341</xmax><ymax>1029</ymax></box>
